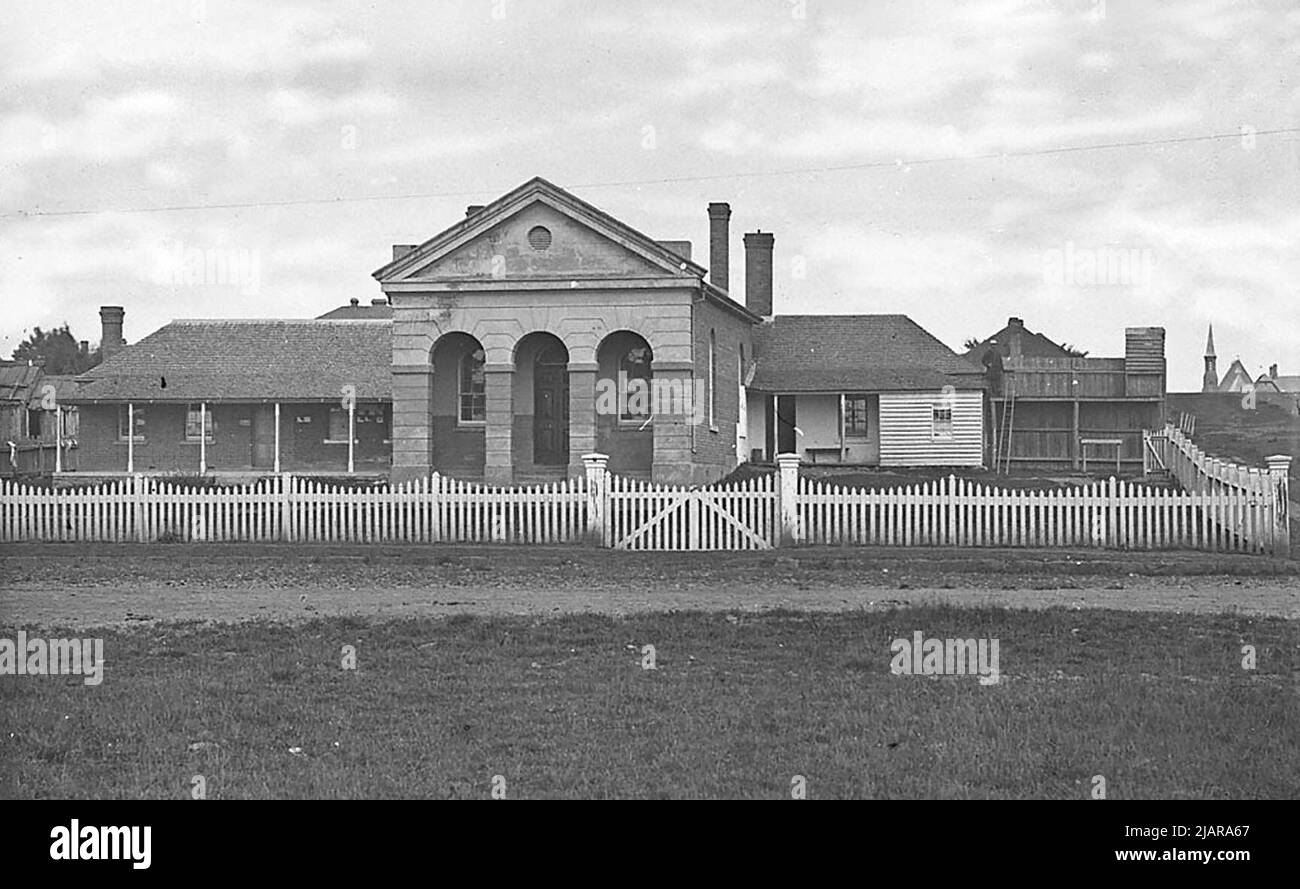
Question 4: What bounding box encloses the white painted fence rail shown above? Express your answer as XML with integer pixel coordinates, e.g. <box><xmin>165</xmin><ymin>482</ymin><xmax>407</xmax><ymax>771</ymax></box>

<box><xmin>0</xmin><ymin>446</ymin><xmax>1291</xmax><ymax>555</ymax></box>
<box><xmin>1144</xmin><ymin>424</ymin><xmax>1292</xmax><ymax>557</ymax></box>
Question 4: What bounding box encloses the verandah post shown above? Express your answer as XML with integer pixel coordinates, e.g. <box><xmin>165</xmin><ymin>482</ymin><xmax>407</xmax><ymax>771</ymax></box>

<box><xmin>1265</xmin><ymin>455</ymin><xmax>1292</xmax><ymax>558</ymax></box>
<box><xmin>777</xmin><ymin>452</ymin><xmax>801</xmax><ymax>547</ymax></box>
<box><xmin>582</xmin><ymin>453</ymin><xmax>608</xmax><ymax>546</ymax></box>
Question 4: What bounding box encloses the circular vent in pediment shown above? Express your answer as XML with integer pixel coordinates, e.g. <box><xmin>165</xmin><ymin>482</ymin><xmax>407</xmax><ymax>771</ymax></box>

<box><xmin>527</xmin><ymin>225</ymin><xmax>552</xmax><ymax>251</ymax></box>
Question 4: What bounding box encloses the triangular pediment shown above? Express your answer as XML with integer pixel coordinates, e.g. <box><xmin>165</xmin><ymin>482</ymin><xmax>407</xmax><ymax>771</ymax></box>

<box><xmin>374</xmin><ymin>177</ymin><xmax>705</xmax><ymax>284</ymax></box>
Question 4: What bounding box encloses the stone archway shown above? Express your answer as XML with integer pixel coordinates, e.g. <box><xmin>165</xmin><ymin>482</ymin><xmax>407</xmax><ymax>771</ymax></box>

<box><xmin>513</xmin><ymin>332</ymin><xmax>570</xmax><ymax>470</ymax></box>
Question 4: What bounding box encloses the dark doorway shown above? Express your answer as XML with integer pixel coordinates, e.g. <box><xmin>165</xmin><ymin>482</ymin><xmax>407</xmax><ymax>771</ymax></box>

<box><xmin>251</xmin><ymin>405</ymin><xmax>276</xmax><ymax>468</ymax></box>
<box><xmin>534</xmin><ymin>345</ymin><xmax>569</xmax><ymax>465</ymax></box>
<box><xmin>776</xmin><ymin>395</ymin><xmax>796</xmax><ymax>455</ymax></box>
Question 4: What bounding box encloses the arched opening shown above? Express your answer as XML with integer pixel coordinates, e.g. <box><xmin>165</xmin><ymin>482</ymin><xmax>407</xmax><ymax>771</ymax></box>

<box><xmin>596</xmin><ymin>330</ymin><xmax>654</xmax><ymax>475</ymax></box>
<box><xmin>513</xmin><ymin>332</ymin><xmax>570</xmax><ymax>469</ymax></box>
<box><xmin>430</xmin><ymin>332</ymin><xmax>487</xmax><ymax>477</ymax></box>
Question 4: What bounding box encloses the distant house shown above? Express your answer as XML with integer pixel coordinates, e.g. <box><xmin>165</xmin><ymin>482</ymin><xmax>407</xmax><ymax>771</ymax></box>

<box><xmin>0</xmin><ymin>361</ymin><xmax>78</xmax><ymax>475</ymax></box>
<box><xmin>748</xmin><ymin>315</ymin><xmax>986</xmax><ymax>466</ymax></box>
<box><xmin>63</xmin><ymin>311</ymin><xmax>393</xmax><ymax>475</ymax></box>
<box><xmin>963</xmin><ymin>317</ymin><xmax>1166</xmax><ymax>471</ymax></box>
<box><xmin>1253</xmin><ymin>364</ymin><xmax>1300</xmax><ymax>415</ymax></box>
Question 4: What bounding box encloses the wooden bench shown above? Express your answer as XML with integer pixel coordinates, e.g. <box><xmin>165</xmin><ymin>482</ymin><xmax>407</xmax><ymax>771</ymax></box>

<box><xmin>1079</xmin><ymin>438</ymin><xmax>1123</xmax><ymax>473</ymax></box>
<box><xmin>805</xmin><ymin>447</ymin><xmax>842</xmax><ymax>464</ymax></box>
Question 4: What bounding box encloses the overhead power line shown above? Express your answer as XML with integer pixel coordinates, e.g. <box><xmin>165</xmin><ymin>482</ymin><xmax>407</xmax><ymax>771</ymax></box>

<box><xmin>4</xmin><ymin>125</ymin><xmax>1297</xmax><ymax>220</ymax></box>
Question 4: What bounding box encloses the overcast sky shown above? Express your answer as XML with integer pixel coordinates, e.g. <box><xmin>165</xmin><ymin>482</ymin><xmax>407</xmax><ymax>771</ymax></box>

<box><xmin>2</xmin><ymin>0</ymin><xmax>1297</xmax><ymax>390</ymax></box>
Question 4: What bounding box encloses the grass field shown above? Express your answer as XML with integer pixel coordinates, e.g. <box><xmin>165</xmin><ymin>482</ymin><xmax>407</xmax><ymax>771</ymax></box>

<box><xmin>2</xmin><ymin>605</ymin><xmax>1296</xmax><ymax>799</ymax></box>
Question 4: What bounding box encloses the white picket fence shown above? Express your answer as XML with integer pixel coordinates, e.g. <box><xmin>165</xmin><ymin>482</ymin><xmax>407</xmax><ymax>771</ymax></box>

<box><xmin>1144</xmin><ymin>424</ymin><xmax>1292</xmax><ymax>556</ymax></box>
<box><xmin>796</xmin><ymin>475</ymin><xmax>1273</xmax><ymax>553</ymax></box>
<box><xmin>0</xmin><ymin>473</ymin><xmax>589</xmax><ymax>545</ymax></box>
<box><xmin>0</xmin><ymin>444</ymin><xmax>1291</xmax><ymax>555</ymax></box>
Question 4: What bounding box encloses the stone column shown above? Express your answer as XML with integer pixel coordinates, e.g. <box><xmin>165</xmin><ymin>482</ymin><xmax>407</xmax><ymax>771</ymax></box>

<box><xmin>582</xmin><ymin>452</ymin><xmax>609</xmax><ymax>545</ymax></box>
<box><xmin>390</xmin><ymin>365</ymin><xmax>433</xmax><ymax>482</ymax></box>
<box><xmin>568</xmin><ymin>361</ymin><xmax>599</xmax><ymax>479</ymax></box>
<box><xmin>1265</xmin><ymin>454</ymin><xmax>1292</xmax><ymax>558</ymax></box>
<box><xmin>777</xmin><ymin>452</ymin><xmax>801</xmax><ymax>546</ymax></box>
<box><xmin>483</xmin><ymin>363</ymin><xmax>514</xmax><ymax>485</ymax></box>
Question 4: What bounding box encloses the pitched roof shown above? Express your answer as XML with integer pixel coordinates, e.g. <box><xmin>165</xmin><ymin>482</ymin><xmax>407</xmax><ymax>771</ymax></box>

<box><xmin>751</xmin><ymin>315</ymin><xmax>984</xmax><ymax>393</ymax></box>
<box><xmin>0</xmin><ymin>363</ymin><xmax>42</xmax><ymax>404</ymax></box>
<box><xmin>27</xmin><ymin>375</ymin><xmax>79</xmax><ymax>408</ymax></box>
<box><xmin>962</xmin><ymin>318</ymin><xmax>1072</xmax><ymax>362</ymax></box>
<box><xmin>67</xmin><ymin>320</ymin><xmax>392</xmax><ymax>403</ymax></box>
<box><xmin>1217</xmin><ymin>358</ymin><xmax>1253</xmax><ymax>391</ymax></box>
<box><xmin>317</xmin><ymin>301</ymin><xmax>393</xmax><ymax>320</ymax></box>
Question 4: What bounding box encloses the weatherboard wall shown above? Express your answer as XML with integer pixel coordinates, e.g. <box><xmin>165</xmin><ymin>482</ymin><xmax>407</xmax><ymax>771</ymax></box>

<box><xmin>878</xmin><ymin>391</ymin><xmax>984</xmax><ymax>467</ymax></box>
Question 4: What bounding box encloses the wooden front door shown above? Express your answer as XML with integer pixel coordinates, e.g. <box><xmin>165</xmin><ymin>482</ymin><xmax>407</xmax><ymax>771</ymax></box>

<box><xmin>251</xmin><ymin>405</ymin><xmax>276</xmax><ymax>468</ymax></box>
<box><xmin>534</xmin><ymin>346</ymin><xmax>569</xmax><ymax>465</ymax></box>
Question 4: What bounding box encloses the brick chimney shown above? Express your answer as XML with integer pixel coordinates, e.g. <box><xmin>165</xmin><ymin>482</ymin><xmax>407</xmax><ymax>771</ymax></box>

<box><xmin>743</xmin><ymin>231</ymin><xmax>774</xmax><ymax>316</ymax></box>
<box><xmin>99</xmin><ymin>306</ymin><xmax>125</xmax><ymax>361</ymax></box>
<box><xmin>1270</xmin><ymin>363</ymin><xmax>1278</xmax><ymax>379</ymax></box>
<box><xmin>707</xmin><ymin>202</ymin><xmax>731</xmax><ymax>292</ymax></box>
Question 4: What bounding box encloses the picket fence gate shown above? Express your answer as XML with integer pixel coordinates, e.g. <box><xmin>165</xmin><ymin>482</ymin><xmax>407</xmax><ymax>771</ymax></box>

<box><xmin>0</xmin><ymin>445</ymin><xmax>1291</xmax><ymax>555</ymax></box>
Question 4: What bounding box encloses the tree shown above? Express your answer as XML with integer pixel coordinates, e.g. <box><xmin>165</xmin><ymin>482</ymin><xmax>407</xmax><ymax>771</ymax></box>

<box><xmin>1060</xmin><ymin>343</ymin><xmax>1089</xmax><ymax>357</ymax></box>
<box><xmin>962</xmin><ymin>337</ymin><xmax>983</xmax><ymax>351</ymax></box>
<box><xmin>10</xmin><ymin>324</ymin><xmax>102</xmax><ymax>374</ymax></box>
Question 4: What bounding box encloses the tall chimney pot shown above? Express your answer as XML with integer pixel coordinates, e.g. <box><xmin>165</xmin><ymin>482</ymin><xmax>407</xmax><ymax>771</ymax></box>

<box><xmin>743</xmin><ymin>231</ymin><xmax>774</xmax><ymax>317</ymax></box>
<box><xmin>99</xmin><ymin>306</ymin><xmax>125</xmax><ymax>361</ymax></box>
<box><xmin>707</xmin><ymin>202</ymin><xmax>731</xmax><ymax>292</ymax></box>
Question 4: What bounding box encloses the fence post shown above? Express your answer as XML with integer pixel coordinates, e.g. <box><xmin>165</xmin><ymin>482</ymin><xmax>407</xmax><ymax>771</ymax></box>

<box><xmin>281</xmin><ymin>473</ymin><xmax>293</xmax><ymax>543</ymax></box>
<box><xmin>133</xmin><ymin>473</ymin><xmax>146</xmax><ymax>543</ymax></box>
<box><xmin>777</xmin><ymin>453</ymin><xmax>801</xmax><ymax>546</ymax></box>
<box><xmin>1106</xmin><ymin>475</ymin><xmax>1119</xmax><ymax>549</ymax></box>
<box><xmin>1265</xmin><ymin>455</ymin><xmax>1292</xmax><ymax>558</ymax></box>
<box><xmin>582</xmin><ymin>453</ymin><xmax>608</xmax><ymax>546</ymax></box>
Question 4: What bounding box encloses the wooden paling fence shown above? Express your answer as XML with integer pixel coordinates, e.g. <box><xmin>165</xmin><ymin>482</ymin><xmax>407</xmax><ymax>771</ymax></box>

<box><xmin>0</xmin><ymin>444</ymin><xmax>1291</xmax><ymax>554</ymax></box>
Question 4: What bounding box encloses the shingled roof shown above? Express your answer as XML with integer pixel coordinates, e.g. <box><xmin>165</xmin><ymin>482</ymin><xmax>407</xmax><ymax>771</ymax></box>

<box><xmin>67</xmin><ymin>320</ymin><xmax>392</xmax><ymax>403</ymax></box>
<box><xmin>751</xmin><ymin>315</ymin><xmax>984</xmax><ymax>393</ymax></box>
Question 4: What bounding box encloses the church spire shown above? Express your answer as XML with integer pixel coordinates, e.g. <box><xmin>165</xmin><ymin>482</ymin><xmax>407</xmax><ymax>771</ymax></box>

<box><xmin>1202</xmin><ymin>324</ymin><xmax>1219</xmax><ymax>392</ymax></box>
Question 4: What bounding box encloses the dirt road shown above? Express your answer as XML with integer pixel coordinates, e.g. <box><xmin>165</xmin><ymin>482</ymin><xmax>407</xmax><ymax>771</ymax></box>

<box><xmin>2</xmin><ymin>543</ymin><xmax>1296</xmax><ymax>627</ymax></box>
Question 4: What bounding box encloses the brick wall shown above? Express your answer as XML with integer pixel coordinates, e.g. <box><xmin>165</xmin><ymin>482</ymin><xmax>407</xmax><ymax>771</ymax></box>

<box><xmin>688</xmin><ymin>298</ymin><xmax>751</xmax><ymax>481</ymax></box>
<box><xmin>68</xmin><ymin>402</ymin><xmax>391</xmax><ymax>473</ymax></box>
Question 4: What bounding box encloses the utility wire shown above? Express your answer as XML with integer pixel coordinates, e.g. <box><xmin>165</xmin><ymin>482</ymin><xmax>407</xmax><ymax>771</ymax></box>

<box><xmin>5</xmin><ymin>125</ymin><xmax>1297</xmax><ymax>220</ymax></box>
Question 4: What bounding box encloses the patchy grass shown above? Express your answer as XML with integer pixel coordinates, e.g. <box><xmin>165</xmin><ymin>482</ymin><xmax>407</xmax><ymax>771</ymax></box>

<box><xmin>2</xmin><ymin>608</ymin><xmax>1295</xmax><ymax>799</ymax></box>
<box><xmin>1167</xmin><ymin>392</ymin><xmax>1299</xmax><ymax>488</ymax></box>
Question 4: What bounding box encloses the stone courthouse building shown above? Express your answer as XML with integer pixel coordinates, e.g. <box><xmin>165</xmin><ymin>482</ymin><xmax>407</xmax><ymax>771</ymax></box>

<box><xmin>374</xmin><ymin>177</ymin><xmax>987</xmax><ymax>485</ymax></box>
